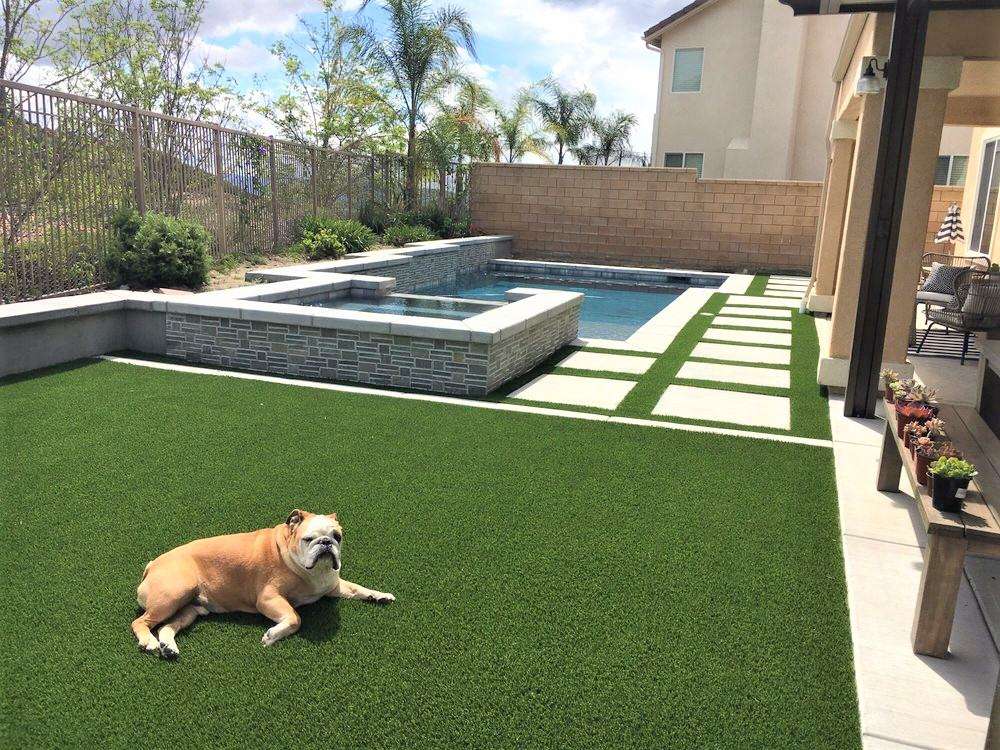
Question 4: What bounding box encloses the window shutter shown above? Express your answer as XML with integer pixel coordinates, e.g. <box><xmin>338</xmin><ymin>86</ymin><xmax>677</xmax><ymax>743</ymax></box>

<box><xmin>684</xmin><ymin>153</ymin><xmax>704</xmax><ymax>178</ymax></box>
<box><xmin>664</xmin><ymin>153</ymin><xmax>683</xmax><ymax>168</ymax></box>
<box><xmin>949</xmin><ymin>156</ymin><xmax>968</xmax><ymax>187</ymax></box>
<box><xmin>934</xmin><ymin>156</ymin><xmax>951</xmax><ymax>186</ymax></box>
<box><xmin>671</xmin><ymin>49</ymin><xmax>703</xmax><ymax>93</ymax></box>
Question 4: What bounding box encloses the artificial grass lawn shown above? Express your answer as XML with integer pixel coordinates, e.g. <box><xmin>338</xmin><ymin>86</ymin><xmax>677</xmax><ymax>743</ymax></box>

<box><xmin>1</xmin><ymin>361</ymin><xmax>858</xmax><ymax>749</ymax></box>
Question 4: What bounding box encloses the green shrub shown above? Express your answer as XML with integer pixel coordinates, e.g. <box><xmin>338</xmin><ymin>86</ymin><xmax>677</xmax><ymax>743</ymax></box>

<box><xmin>358</xmin><ymin>202</ymin><xmax>393</xmax><ymax>235</ymax></box>
<box><xmin>292</xmin><ymin>216</ymin><xmax>376</xmax><ymax>258</ymax></box>
<box><xmin>382</xmin><ymin>223</ymin><xmax>437</xmax><ymax>247</ymax></box>
<box><xmin>107</xmin><ymin>209</ymin><xmax>210</xmax><ymax>289</ymax></box>
<box><xmin>297</xmin><ymin>227</ymin><xmax>347</xmax><ymax>260</ymax></box>
<box><xmin>391</xmin><ymin>207</ymin><xmax>470</xmax><ymax>239</ymax></box>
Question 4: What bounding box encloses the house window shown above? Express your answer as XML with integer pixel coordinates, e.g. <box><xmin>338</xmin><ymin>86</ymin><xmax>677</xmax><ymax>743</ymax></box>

<box><xmin>663</xmin><ymin>152</ymin><xmax>704</xmax><ymax>177</ymax></box>
<box><xmin>935</xmin><ymin>155</ymin><xmax>969</xmax><ymax>186</ymax></box>
<box><xmin>671</xmin><ymin>48</ymin><xmax>704</xmax><ymax>93</ymax></box>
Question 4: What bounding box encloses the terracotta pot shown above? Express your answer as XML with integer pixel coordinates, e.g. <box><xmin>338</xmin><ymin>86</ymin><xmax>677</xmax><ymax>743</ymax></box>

<box><xmin>896</xmin><ymin>412</ymin><xmax>914</xmax><ymax>439</ymax></box>
<box><xmin>915</xmin><ymin>452</ymin><xmax>931</xmax><ymax>485</ymax></box>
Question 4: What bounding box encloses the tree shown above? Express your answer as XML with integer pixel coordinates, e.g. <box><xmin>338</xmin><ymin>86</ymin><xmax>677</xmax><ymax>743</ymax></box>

<box><xmin>0</xmin><ymin>0</ymin><xmax>129</xmax><ymax>86</ymax></box>
<box><xmin>531</xmin><ymin>77</ymin><xmax>595</xmax><ymax>165</ymax></box>
<box><xmin>255</xmin><ymin>0</ymin><xmax>403</xmax><ymax>153</ymax></box>
<box><xmin>495</xmin><ymin>91</ymin><xmax>548</xmax><ymax>164</ymax></box>
<box><xmin>63</xmin><ymin>0</ymin><xmax>232</xmax><ymax>122</ymax></box>
<box><xmin>352</xmin><ymin>0</ymin><xmax>476</xmax><ymax>208</ymax></box>
<box><xmin>589</xmin><ymin>110</ymin><xmax>638</xmax><ymax>166</ymax></box>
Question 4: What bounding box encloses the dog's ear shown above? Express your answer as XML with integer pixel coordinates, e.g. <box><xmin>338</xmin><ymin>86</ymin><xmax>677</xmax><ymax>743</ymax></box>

<box><xmin>327</xmin><ymin>512</ymin><xmax>338</xmax><ymax>522</ymax></box>
<box><xmin>285</xmin><ymin>509</ymin><xmax>306</xmax><ymax>530</ymax></box>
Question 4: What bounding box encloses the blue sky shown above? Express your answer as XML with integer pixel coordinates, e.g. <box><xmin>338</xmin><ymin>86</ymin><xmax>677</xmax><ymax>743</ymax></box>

<box><xmin>192</xmin><ymin>0</ymin><xmax>689</xmax><ymax>157</ymax></box>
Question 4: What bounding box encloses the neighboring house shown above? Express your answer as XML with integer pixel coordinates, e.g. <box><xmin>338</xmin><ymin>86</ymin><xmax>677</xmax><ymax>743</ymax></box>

<box><xmin>642</xmin><ymin>0</ymin><xmax>972</xmax><ymax>182</ymax></box>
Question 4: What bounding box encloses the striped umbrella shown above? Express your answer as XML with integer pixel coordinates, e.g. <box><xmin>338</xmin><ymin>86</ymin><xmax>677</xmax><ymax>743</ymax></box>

<box><xmin>934</xmin><ymin>203</ymin><xmax>964</xmax><ymax>244</ymax></box>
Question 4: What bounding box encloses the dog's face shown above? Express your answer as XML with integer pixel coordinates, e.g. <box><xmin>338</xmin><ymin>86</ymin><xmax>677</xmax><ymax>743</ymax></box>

<box><xmin>284</xmin><ymin>510</ymin><xmax>343</xmax><ymax>572</ymax></box>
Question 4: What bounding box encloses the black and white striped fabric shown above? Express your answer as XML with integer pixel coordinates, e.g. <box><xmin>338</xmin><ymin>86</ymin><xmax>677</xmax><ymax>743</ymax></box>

<box><xmin>908</xmin><ymin>326</ymin><xmax>980</xmax><ymax>361</ymax></box>
<box><xmin>934</xmin><ymin>203</ymin><xmax>964</xmax><ymax>244</ymax></box>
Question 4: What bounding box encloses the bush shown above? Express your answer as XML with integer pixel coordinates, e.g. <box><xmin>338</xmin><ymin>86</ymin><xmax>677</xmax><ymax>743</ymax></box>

<box><xmin>107</xmin><ymin>209</ymin><xmax>210</xmax><ymax>289</ymax></box>
<box><xmin>392</xmin><ymin>207</ymin><xmax>470</xmax><ymax>239</ymax></box>
<box><xmin>298</xmin><ymin>227</ymin><xmax>347</xmax><ymax>260</ymax></box>
<box><xmin>358</xmin><ymin>202</ymin><xmax>393</xmax><ymax>235</ymax></box>
<box><xmin>291</xmin><ymin>216</ymin><xmax>375</xmax><ymax>259</ymax></box>
<box><xmin>382</xmin><ymin>223</ymin><xmax>437</xmax><ymax>247</ymax></box>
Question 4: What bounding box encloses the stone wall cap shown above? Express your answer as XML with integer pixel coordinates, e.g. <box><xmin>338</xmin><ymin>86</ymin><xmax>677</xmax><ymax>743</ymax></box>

<box><xmin>0</xmin><ymin>290</ymin><xmax>128</xmax><ymax>327</ymax></box>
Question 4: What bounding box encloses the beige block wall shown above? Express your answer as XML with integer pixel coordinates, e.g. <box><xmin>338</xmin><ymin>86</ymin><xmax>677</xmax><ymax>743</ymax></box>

<box><xmin>924</xmin><ymin>185</ymin><xmax>965</xmax><ymax>253</ymax></box>
<box><xmin>469</xmin><ymin>163</ymin><xmax>823</xmax><ymax>273</ymax></box>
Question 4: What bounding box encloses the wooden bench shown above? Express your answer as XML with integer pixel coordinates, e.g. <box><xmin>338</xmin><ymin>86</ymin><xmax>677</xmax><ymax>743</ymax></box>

<box><xmin>878</xmin><ymin>401</ymin><xmax>1000</xmax><ymax>658</ymax></box>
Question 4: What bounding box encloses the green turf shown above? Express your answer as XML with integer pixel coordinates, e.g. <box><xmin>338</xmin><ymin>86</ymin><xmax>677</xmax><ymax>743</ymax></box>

<box><xmin>1</xmin><ymin>361</ymin><xmax>858</xmax><ymax>749</ymax></box>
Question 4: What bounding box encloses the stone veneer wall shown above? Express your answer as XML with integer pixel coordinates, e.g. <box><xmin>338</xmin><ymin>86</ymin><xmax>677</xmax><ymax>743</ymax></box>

<box><xmin>385</xmin><ymin>239</ymin><xmax>502</xmax><ymax>292</ymax></box>
<box><xmin>164</xmin><ymin>300</ymin><xmax>580</xmax><ymax>396</ymax></box>
<box><xmin>470</xmin><ymin>163</ymin><xmax>823</xmax><ymax>273</ymax></box>
<box><xmin>924</xmin><ymin>185</ymin><xmax>964</xmax><ymax>253</ymax></box>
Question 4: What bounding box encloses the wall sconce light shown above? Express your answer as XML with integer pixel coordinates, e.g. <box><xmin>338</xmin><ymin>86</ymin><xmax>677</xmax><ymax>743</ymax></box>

<box><xmin>856</xmin><ymin>56</ymin><xmax>887</xmax><ymax>96</ymax></box>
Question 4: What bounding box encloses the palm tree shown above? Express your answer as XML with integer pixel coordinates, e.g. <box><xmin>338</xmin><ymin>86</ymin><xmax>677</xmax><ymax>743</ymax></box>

<box><xmin>352</xmin><ymin>0</ymin><xmax>476</xmax><ymax>208</ymax></box>
<box><xmin>495</xmin><ymin>91</ymin><xmax>548</xmax><ymax>164</ymax></box>
<box><xmin>417</xmin><ymin>114</ymin><xmax>461</xmax><ymax>211</ymax></box>
<box><xmin>590</xmin><ymin>111</ymin><xmax>638</xmax><ymax>166</ymax></box>
<box><xmin>531</xmin><ymin>78</ymin><xmax>596</xmax><ymax>165</ymax></box>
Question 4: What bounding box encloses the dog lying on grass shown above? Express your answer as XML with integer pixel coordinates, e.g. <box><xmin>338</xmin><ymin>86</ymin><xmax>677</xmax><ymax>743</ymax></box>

<box><xmin>132</xmin><ymin>509</ymin><xmax>394</xmax><ymax>659</ymax></box>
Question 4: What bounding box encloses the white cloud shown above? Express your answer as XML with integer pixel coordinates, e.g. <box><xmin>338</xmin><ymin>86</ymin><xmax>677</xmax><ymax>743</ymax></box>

<box><xmin>196</xmin><ymin>37</ymin><xmax>278</xmax><ymax>74</ymax></box>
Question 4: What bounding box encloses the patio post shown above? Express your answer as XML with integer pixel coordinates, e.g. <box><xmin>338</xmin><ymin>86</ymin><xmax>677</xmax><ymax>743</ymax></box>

<box><xmin>844</xmin><ymin>0</ymin><xmax>930</xmax><ymax>418</ymax></box>
<box><xmin>809</xmin><ymin>122</ymin><xmax>856</xmax><ymax>313</ymax></box>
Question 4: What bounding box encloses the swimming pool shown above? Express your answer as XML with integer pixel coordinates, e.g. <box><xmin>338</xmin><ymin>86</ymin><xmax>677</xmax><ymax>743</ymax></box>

<box><xmin>427</xmin><ymin>273</ymin><xmax>683</xmax><ymax>340</ymax></box>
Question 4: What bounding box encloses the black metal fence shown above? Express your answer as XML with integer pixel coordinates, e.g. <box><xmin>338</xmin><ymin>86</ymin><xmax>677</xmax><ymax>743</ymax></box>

<box><xmin>0</xmin><ymin>79</ymin><xmax>467</xmax><ymax>303</ymax></box>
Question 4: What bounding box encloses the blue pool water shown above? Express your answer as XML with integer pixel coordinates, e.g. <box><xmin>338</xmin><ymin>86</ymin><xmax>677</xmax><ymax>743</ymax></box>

<box><xmin>429</xmin><ymin>273</ymin><xmax>682</xmax><ymax>340</ymax></box>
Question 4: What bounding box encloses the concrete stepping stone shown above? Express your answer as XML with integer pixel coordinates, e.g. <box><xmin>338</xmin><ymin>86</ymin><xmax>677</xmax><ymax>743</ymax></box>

<box><xmin>677</xmin><ymin>361</ymin><xmax>790</xmax><ymax>389</ymax></box>
<box><xmin>653</xmin><ymin>384</ymin><xmax>791</xmax><ymax>429</ymax></box>
<box><xmin>726</xmin><ymin>295</ymin><xmax>800</xmax><ymax>308</ymax></box>
<box><xmin>510</xmin><ymin>373</ymin><xmax>636</xmax><ymax>410</ymax></box>
<box><xmin>763</xmin><ymin>290</ymin><xmax>803</xmax><ymax>298</ymax></box>
<box><xmin>558</xmin><ymin>350</ymin><xmax>656</xmax><ymax>375</ymax></box>
<box><xmin>769</xmin><ymin>275</ymin><xmax>809</xmax><ymax>283</ymax></box>
<box><xmin>719</xmin><ymin>306</ymin><xmax>791</xmax><ymax>319</ymax></box>
<box><xmin>767</xmin><ymin>282</ymin><xmax>809</xmax><ymax>290</ymax></box>
<box><xmin>703</xmin><ymin>328</ymin><xmax>792</xmax><ymax>346</ymax></box>
<box><xmin>691</xmin><ymin>341</ymin><xmax>791</xmax><ymax>365</ymax></box>
<box><xmin>713</xmin><ymin>315</ymin><xmax>791</xmax><ymax>331</ymax></box>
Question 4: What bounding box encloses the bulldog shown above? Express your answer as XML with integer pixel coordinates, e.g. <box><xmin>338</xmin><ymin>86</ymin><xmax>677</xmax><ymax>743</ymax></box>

<box><xmin>131</xmin><ymin>509</ymin><xmax>394</xmax><ymax>659</ymax></box>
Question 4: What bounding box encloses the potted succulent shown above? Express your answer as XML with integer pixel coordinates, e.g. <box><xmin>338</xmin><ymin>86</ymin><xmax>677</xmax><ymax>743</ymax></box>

<box><xmin>928</xmin><ymin>457</ymin><xmax>978</xmax><ymax>512</ymax></box>
<box><xmin>924</xmin><ymin>417</ymin><xmax>947</xmax><ymax>443</ymax></box>
<box><xmin>904</xmin><ymin>421</ymin><xmax>928</xmax><ymax>453</ymax></box>
<box><xmin>913</xmin><ymin>437</ymin><xmax>936</xmax><ymax>485</ymax></box>
<box><xmin>889</xmin><ymin>380</ymin><xmax>908</xmax><ymax>405</ymax></box>
<box><xmin>895</xmin><ymin>402</ymin><xmax>934</xmax><ymax>439</ymax></box>
<box><xmin>901</xmin><ymin>383</ymin><xmax>939</xmax><ymax>415</ymax></box>
<box><xmin>881</xmin><ymin>369</ymin><xmax>900</xmax><ymax>402</ymax></box>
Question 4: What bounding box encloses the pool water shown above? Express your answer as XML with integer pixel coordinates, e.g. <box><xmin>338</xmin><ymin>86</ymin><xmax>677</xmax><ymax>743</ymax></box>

<box><xmin>428</xmin><ymin>273</ymin><xmax>682</xmax><ymax>340</ymax></box>
<box><xmin>308</xmin><ymin>295</ymin><xmax>490</xmax><ymax>321</ymax></box>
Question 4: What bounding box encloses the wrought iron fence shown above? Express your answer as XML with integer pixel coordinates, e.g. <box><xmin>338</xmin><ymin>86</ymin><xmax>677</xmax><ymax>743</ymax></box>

<box><xmin>0</xmin><ymin>79</ymin><xmax>468</xmax><ymax>303</ymax></box>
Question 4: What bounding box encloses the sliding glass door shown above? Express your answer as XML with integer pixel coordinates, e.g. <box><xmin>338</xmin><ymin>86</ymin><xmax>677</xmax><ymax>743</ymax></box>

<box><xmin>970</xmin><ymin>138</ymin><xmax>999</xmax><ymax>255</ymax></box>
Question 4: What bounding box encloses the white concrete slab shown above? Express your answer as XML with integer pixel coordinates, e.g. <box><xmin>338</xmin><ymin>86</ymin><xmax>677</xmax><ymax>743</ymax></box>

<box><xmin>828</xmin><ymin>394</ymin><xmax>886</xmax><ymax>447</ymax></box>
<box><xmin>763</xmin><ymin>290</ymin><xmax>804</xmax><ymax>299</ymax></box>
<box><xmin>557</xmin><ymin>350</ymin><xmax>656</xmax><ymax>375</ymax></box>
<box><xmin>691</xmin><ymin>341</ymin><xmax>791</xmax><ymax>365</ymax></box>
<box><xmin>719</xmin><ymin>306</ymin><xmax>791</xmax><ymax>318</ymax></box>
<box><xmin>703</xmin><ymin>327</ymin><xmax>792</xmax><ymax>347</ymax></box>
<box><xmin>767</xmin><ymin>282</ymin><xmax>810</xmax><ymax>291</ymax></box>
<box><xmin>726</xmin><ymin>295</ymin><xmax>801</xmax><ymax>308</ymax></box>
<box><xmin>652</xmin><ymin>384</ymin><xmax>791</xmax><ymax>429</ymax></box>
<box><xmin>509</xmin><ymin>373</ymin><xmax>636</xmax><ymax>410</ymax></box>
<box><xmin>769</xmin><ymin>275</ymin><xmax>810</xmax><ymax>283</ymax></box>
<box><xmin>717</xmin><ymin>274</ymin><xmax>754</xmax><ymax>294</ymax></box>
<box><xmin>575</xmin><ymin>338</ymin><xmax>660</xmax><ymax>353</ymax></box>
<box><xmin>676</xmin><ymin>360</ymin><xmax>790</xmax><ymax>389</ymax></box>
<box><xmin>713</xmin><ymin>315</ymin><xmax>792</xmax><ymax>331</ymax></box>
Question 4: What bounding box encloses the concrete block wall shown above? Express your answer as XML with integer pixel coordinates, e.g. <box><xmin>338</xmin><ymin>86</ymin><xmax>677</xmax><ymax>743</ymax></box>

<box><xmin>470</xmin><ymin>163</ymin><xmax>823</xmax><ymax>273</ymax></box>
<box><xmin>924</xmin><ymin>185</ymin><xmax>964</xmax><ymax>253</ymax></box>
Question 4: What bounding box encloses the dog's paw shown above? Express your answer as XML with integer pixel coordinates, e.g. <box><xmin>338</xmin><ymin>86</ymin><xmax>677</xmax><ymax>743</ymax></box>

<box><xmin>261</xmin><ymin>630</ymin><xmax>279</xmax><ymax>647</ymax></box>
<box><xmin>138</xmin><ymin>639</ymin><xmax>159</xmax><ymax>654</ymax></box>
<box><xmin>158</xmin><ymin>642</ymin><xmax>179</xmax><ymax>660</ymax></box>
<box><xmin>370</xmin><ymin>591</ymin><xmax>395</xmax><ymax>605</ymax></box>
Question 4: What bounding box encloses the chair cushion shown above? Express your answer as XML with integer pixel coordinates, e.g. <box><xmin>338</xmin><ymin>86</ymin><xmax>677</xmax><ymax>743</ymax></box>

<box><xmin>916</xmin><ymin>290</ymin><xmax>954</xmax><ymax>305</ymax></box>
<box><xmin>921</xmin><ymin>263</ymin><xmax>966</xmax><ymax>295</ymax></box>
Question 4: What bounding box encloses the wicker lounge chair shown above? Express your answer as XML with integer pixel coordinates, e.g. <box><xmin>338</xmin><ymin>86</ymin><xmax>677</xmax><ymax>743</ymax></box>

<box><xmin>916</xmin><ymin>252</ymin><xmax>990</xmax><ymax>311</ymax></box>
<box><xmin>916</xmin><ymin>269</ymin><xmax>1000</xmax><ymax>365</ymax></box>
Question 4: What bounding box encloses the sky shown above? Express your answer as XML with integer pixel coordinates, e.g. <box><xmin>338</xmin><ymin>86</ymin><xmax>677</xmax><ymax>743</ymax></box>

<box><xmin>191</xmin><ymin>0</ymin><xmax>690</xmax><ymax>159</ymax></box>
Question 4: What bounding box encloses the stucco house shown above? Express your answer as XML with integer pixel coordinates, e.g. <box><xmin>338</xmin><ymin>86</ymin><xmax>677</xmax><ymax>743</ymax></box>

<box><xmin>643</xmin><ymin>0</ymin><xmax>972</xmax><ymax>182</ymax></box>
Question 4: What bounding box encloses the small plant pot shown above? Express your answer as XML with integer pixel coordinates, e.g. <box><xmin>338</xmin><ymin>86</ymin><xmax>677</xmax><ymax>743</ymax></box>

<box><xmin>896</xmin><ymin>411</ymin><xmax>914</xmax><ymax>439</ymax></box>
<box><xmin>931</xmin><ymin>475</ymin><xmax>971</xmax><ymax>513</ymax></box>
<box><xmin>915</xmin><ymin>452</ymin><xmax>931</xmax><ymax>485</ymax></box>
<box><xmin>884</xmin><ymin>388</ymin><xmax>895</xmax><ymax>403</ymax></box>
